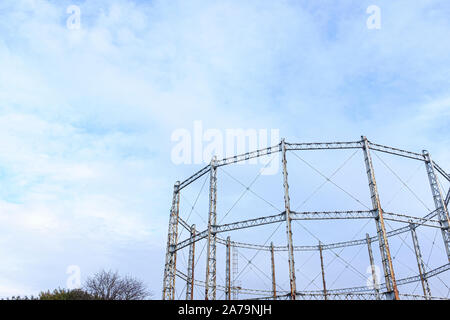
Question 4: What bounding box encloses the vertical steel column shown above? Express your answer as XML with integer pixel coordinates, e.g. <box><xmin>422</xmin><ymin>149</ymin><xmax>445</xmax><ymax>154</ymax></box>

<box><xmin>225</xmin><ymin>236</ymin><xmax>231</xmax><ymax>300</ymax></box>
<box><xmin>281</xmin><ymin>139</ymin><xmax>297</xmax><ymax>300</ymax></box>
<box><xmin>366</xmin><ymin>233</ymin><xmax>380</xmax><ymax>300</ymax></box>
<box><xmin>446</xmin><ymin>188</ymin><xmax>450</xmax><ymax>206</ymax></box>
<box><xmin>319</xmin><ymin>242</ymin><xmax>327</xmax><ymax>300</ymax></box>
<box><xmin>186</xmin><ymin>224</ymin><xmax>196</xmax><ymax>300</ymax></box>
<box><xmin>232</xmin><ymin>245</ymin><xmax>239</xmax><ymax>300</ymax></box>
<box><xmin>205</xmin><ymin>157</ymin><xmax>218</xmax><ymax>300</ymax></box>
<box><xmin>409</xmin><ymin>222</ymin><xmax>432</xmax><ymax>299</ymax></box>
<box><xmin>270</xmin><ymin>242</ymin><xmax>276</xmax><ymax>300</ymax></box>
<box><xmin>362</xmin><ymin>136</ymin><xmax>399</xmax><ymax>300</ymax></box>
<box><xmin>423</xmin><ymin>151</ymin><xmax>450</xmax><ymax>262</ymax></box>
<box><xmin>162</xmin><ymin>181</ymin><xmax>181</xmax><ymax>300</ymax></box>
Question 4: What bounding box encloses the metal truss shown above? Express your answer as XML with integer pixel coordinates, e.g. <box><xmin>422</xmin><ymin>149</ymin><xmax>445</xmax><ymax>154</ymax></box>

<box><xmin>362</xmin><ymin>136</ymin><xmax>399</xmax><ymax>299</ymax></box>
<box><xmin>398</xmin><ymin>294</ymin><xmax>447</xmax><ymax>300</ymax></box>
<box><xmin>177</xmin><ymin>139</ymin><xmax>450</xmax><ymax>191</ymax></box>
<box><xmin>216</xmin><ymin>209</ymin><xmax>441</xmax><ymax>253</ymax></box>
<box><xmin>433</xmin><ymin>162</ymin><xmax>450</xmax><ymax>183</ymax></box>
<box><xmin>252</xmin><ymin>292</ymin><xmax>380</xmax><ymax>300</ymax></box>
<box><xmin>409</xmin><ymin>223</ymin><xmax>431</xmax><ymax>299</ymax></box>
<box><xmin>216</xmin><ymin>144</ymin><xmax>281</xmax><ymax>167</ymax></box>
<box><xmin>205</xmin><ymin>157</ymin><xmax>218</xmax><ymax>300</ymax></box>
<box><xmin>178</xmin><ymin>216</ymin><xmax>191</xmax><ymax>232</ymax></box>
<box><xmin>367</xmin><ymin>142</ymin><xmax>426</xmax><ymax>162</ymax></box>
<box><xmin>163</xmin><ymin>137</ymin><xmax>450</xmax><ymax>300</ymax></box>
<box><xmin>366</xmin><ymin>234</ymin><xmax>381</xmax><ymax>299</ymax></box>
<box><xmin>396</xmin><ymin>263</ymin><xmax>450</xmax><ymax>287</ymax></box>
<box><xmin>263</xmin><ymin>292</ymin><xmax>447</xmax><ymax>300</ymax></box>
<box><xmin>423</xmin><ymin>151</ymin><xmax>450</xmax><ymax>261</ymax></box>
<box><xmin>282</xmin><ymin>139</ymin><xmax>296</xmax><ymax>299</ymax></box>
<box><xmin>225</xmin><ymin>237</ymin><xmax>231</xmax><ymax>300</ymax></box>
<box><xmin>285</xmin><ymin>141</ymin><xmax>363</xmax><ymax>151</ymax></box>
<box><xmin>383</xmin><ymin>212</ymin><xmax>441</xmax><ymax>228</ymax></box>
<box><xmin>162</xmin><ymin>181</ymin><xmax>180</xmax><ymax>300</ymax></box>
<box><xmin>186</xmin><ymin>225</ymin><xmax>196</xmax><ymax>300</ymax></box>
<box><xmin>175</xmin><ymin>263</ymin><xmax>450</xmax><ymax>300</ymax></box>
<box><xmin>179</xmin><ymin>164</ymin><xmax>211</xmax><ymax>191</ymax></box>
<box><xmin>295</xmin><ymin>292</ymin><xmax>381</xmax><ymax>300</ymax></box>
<box><xmin>175</xmin><ymin>210</ymin><xmax>441</xmax><ymax>252</ymax></box>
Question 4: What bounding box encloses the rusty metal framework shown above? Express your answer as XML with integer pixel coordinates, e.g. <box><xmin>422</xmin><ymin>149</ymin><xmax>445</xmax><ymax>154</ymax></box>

<box><xmin>162</xmin><ymin>137</ymin><xmax>450</xmax><ymax>300</ymax></box>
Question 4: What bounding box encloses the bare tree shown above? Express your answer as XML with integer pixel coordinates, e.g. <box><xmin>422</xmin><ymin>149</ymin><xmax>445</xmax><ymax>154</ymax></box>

<box><xmin>84</xmin><ymin>270</ymin><xmax>151</xmax><ymax>300</ymax></box>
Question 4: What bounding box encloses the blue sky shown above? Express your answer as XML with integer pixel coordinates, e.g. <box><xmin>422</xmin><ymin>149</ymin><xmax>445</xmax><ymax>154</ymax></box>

<box><xmin>0</xmin><ymin>0</ymin><xmax>449</xmax><ymax>298</ymax></box>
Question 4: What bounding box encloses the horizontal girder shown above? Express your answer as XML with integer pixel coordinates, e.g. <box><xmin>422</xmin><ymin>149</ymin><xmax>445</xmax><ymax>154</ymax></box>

<box><xmin>169</xmin><ymin>137</ymin><xmax>450</xmax><ymax>300</ymax></box>
<box><xmin>178</xmin><ymin>216</ymin><xmax>191</xmax><ymax>232</ymax></box>
<box><xmin>175</xmin><ymin>209</ymin><xmax>440</xmax><ymax>252</ymax></box>
<box><xmin>285</xmin><ymin>141</ymin><xmax>363</xmax><ymax>151</ymax></box>
<box><xmin>433</xmin><ymin>162</ymin><xmax>450</xmax><ymax>183</ymax></box>
<box><xmin>216</xmin><ymin>144</ymin><xmax>281</xmax><ymax>167</ymax></box>
<box><xmin>179</xmin><ymin>165</ymin><xmax>211</xmax><ymax>191</ymax></box>
<box><xmin>216</xmin><ymin>209</ymin><xmax>441</xmax><ymax>252</ymax></box>
<box><xmin>367</xmin><ymin>142</ymin><xmax>426</xmax><ymax>162</ymax></box>
<box><xmin>177</xmin><ymin>139</ymin><xmax>450</xmax><ymax>191</ymax></box>
<box><xmin>176</xmin><ymin>263</ymin><xmax>450</xmax><ymax>299</ymax></box>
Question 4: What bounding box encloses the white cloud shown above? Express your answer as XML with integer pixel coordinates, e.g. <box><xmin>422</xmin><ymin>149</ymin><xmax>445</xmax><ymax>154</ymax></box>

<box><xmin>0</xmin><ymin>0</ymin><xmax>449</xmax><ymax>298</ymax></box>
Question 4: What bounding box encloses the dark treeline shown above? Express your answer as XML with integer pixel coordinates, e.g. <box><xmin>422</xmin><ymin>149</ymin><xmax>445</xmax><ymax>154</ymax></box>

<box><xmin>3</xmin><ymin>270</ymin><xmax>152</xmax><ymax>300</ymax></box>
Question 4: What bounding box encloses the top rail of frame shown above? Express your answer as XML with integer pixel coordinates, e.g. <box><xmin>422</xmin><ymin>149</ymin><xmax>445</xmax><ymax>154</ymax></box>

<box><xmin>285</xmin><ymin>140</ymin><xmax>363</xmax><ymax>151</ymax></box>
<box><xmin>178</xmin><ymin>144</ymin><xmax>282</xmax><ymax>191</ymax></box>
<box><xmin>433</xmin><ymin>161</ymin><xmax>450</xmax><ymax>182</ymax></box>
<box><xmin>177</xmin><ymin>138</ymin><xmax>449</xmax><ymax>190</ymax></box>
<box><xmin>367</xmin><ymin>141</ymin><xmax>426</xmax><ymax>161</ymax></box>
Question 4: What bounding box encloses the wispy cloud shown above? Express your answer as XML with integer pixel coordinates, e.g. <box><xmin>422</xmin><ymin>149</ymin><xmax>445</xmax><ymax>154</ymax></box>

<box><xmin>0</xmin><ymin>0</ymin><xmax>449</xmax><ymax>297</ymax></box>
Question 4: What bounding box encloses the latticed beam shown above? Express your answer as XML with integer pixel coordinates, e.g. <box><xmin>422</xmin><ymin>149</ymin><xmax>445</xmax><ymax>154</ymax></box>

<box><xmin>318</xmin><ymin>243</ymin><xmax>327</xmax><ymax>300</ymax></box>
<box><xmin>215</xmin><ymin>210</ymin><xmax>373</xmax><ymax>234</ymax></box>
<box><xmin>396</xmin><ymin>263</ymin><xmax>450</xmax><ymax>287</ymax></box>
<box><xmin>362</xmin><ymin>136</ymin><xmax>399</xmax><ymax>300</ymax></box>
<box><xmin>176</xmin><ymin>229</ymin><xmax>208</xmax><ymax>251</ymax></box>
<box><xmin>177</xmin><ymin>138</ymin><xmax>445</xmax><ymax>191</ymax></box>
<box><xmin>423</xmin><ymin>151</ymin><xmax>450</xmax><ymax>261</ymax></box>
<box><xmin>366</xmin><ymin>234</ymin><xmax>381</xmax><ymax>299</ymax></box>
<box><xmin>179</xmin><ymin>165</ymin><xmax>211</xmax><ymax>191</ymax></box>
<box><xmin>177</xmin><ymin>209</ymin><xmax>440</xmax><ymax>252</ymax></box>
<box><xmin>168</xmin><ymin>137</ymin><xmax>449</xmax><ymax>300</ymax></box>
<box><xmin>205</xmin><ymin>157</ymin><xmax>218</xmax><ymax>300</ymax></box>
<box><xmin>446</xmin><ymin>188</ymin><xmax>450</xmax><ymax>206</ymax></box>
<box><xmin>270</xmin><ymin>242</ymin><xmax>276</xmax><ymax>300</ymax></box>
<box><xmin>282</xmin><ymin>139</ymin><xmax>296</xmax><ymax>300</ymax></box>
<box><xmin>367</xmin><ymin>141</ymin><xmax>426</xmax><ymax>162</ymax></box>
<box><xmin>178</xmin><ymin>216</ymin><xmax>191</xmax><ymax>232</ymax></box>
<box><xmin>432</xmin><ymin>161</ymin><xmax>450</xmax><ymax>183</ymax></box>
<box><xmin>409</xmin><ymin>223</ymin><xmax>431</xmax><ymax>299</ymax></box>
<box><xmin>216</xmin><ymin>144</ymin><xmax>281</xmax><ymax>167</ymax></box>
<box><xmin>176</xmin><ymin>262</ymin><xmax>450</xmax><ymax>298</ymax></box>
<box><xmin>294</xmin><ymin>292</ymin><xmax>382</xmax><ymax>300</ymax></box>
<box><xmin>162</xmin><ymin>181</ymin><xmax>181</xmax><ymax>300</ymax></box>
<box><xmin>186</xmin><ymin>224</ymin><xmax>196</xmax><ymax>300</ymax></box>
<box><xmin>291</xmin><ymin>210</ymin><xmax>373</xmax><ymax>220</ymax></box>
<box><xmin>215</xmin><ymin>212</ymin><xmax>285</xmax><ymax>233</ymax></box>
<box><xmin>214</xmin><ymin>210</ymin><xmax>439</xmax><ymax>235</ymax></box>
<box><xmin>285</xmin><ymin>141</ymin><xmax>363</xmax><ymax>151</ymax></box>
<box><xmin>383</xmin><ymin>212</ymin><xmax>441</xmax><ymax>228</ymax></box>
<box><xmin>225</xmin><ymin>236</ymin><xmax>231</xmax><ymax>300</ymax></box>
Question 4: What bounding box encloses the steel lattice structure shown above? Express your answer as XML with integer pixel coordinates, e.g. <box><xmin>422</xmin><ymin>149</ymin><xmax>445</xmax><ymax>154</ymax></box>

<box><xmin>162</xmin><ymin>136</ymin><xmax>450</xmax><ymax>300</ymax></box>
